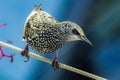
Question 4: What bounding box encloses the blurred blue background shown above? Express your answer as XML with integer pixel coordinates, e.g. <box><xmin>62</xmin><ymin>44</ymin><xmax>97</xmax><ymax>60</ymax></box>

<box><xmin>0</xmin><ymin>0</ymin><xmax>120</xmax><ymax>80</ymax></box>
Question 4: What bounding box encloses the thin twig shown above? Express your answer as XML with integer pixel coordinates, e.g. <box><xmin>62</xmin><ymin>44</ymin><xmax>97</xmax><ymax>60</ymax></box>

<box><xmin>0</xmin><ymin>41</ymin><xmax>107</xmax><ymax>80</ymax></box>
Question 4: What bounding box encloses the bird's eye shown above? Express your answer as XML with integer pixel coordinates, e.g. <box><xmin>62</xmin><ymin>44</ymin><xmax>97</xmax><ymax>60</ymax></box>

<box><xmin>72</xmin><ymin>29</ymin><xmax>80</xmax><ymax>35</ymax></box>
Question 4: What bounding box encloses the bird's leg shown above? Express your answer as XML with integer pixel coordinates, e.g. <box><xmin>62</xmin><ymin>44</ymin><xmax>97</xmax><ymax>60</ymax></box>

<box><xmin>52</xmin><ymin>50</ymin><xmax>59</xmax><ymax>69</ymax></box>
<box><xmin>21</xmin><ymin>44</ymin><xmax>29</xmax><ymax>62</ymax></box>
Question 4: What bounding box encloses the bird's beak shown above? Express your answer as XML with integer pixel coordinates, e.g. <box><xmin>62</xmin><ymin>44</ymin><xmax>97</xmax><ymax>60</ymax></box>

<box><xmin>81</xmin><ymin>36</ymin><xmax>93</xmax><ymax>46</ymax></box>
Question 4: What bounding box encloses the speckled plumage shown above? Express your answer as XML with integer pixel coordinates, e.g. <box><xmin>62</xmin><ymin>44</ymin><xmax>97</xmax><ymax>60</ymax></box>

<box><xmin>22</xmin><ymin>4</ymin><xmax>92</xmax><ymax>68</ymax></box>
<box><xmin>23</xmin><ymin>4</ymin><xmax>92</xmax><ymax>55</ymax></box>
<box><xmin>23</xmin><ymin>5</ymin><xmax>67</xmax><ymax>54</ymax></box>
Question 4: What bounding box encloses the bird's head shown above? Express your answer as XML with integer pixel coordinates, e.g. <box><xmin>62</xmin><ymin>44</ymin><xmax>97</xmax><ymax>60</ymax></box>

<box><xmin>60</xmin><ymin>21</ymin><xmax>92</xmax><ymax>46</ymax></box>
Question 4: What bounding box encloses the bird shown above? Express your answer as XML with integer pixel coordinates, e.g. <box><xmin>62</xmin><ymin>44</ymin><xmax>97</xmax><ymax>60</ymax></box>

<box><xmin>21</xmin><ymin>4</ymin><xmax>92</xmax><ymax>69</ymax></box>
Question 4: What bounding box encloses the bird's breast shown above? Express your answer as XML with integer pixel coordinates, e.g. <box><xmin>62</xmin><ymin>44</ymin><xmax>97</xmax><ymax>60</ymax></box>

<box><xmin>26</xmin><ymin>27</ymin><xmax>66</xmax><ymax>54</ymax></box>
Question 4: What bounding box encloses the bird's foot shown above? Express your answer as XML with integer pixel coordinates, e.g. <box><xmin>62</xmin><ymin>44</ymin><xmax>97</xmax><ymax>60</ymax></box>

<box><xmin>21</xmin><ymin>44</ymin><xmax>29</xmax><ymax>62</ymax></box>
<box><xmin>52</xmin><ymin>57</ymin><xmax>59</xmax><ymax>69</ymax></box>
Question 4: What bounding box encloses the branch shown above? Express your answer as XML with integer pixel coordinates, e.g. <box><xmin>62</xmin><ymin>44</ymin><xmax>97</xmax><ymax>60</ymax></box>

<box><xmin>0</xmin><ymin>41</ymin><xmax>107</xmax><ymax>80</ymax></box>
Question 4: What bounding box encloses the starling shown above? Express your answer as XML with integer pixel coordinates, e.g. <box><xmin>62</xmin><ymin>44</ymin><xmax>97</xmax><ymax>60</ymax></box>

<box><xmin>21</xmin><ymin>4</ymin><xmax>92</xmax><ymax>69</ymax></box>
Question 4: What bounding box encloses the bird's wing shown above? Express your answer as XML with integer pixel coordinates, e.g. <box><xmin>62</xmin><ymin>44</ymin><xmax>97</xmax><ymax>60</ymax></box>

<box><xmin>27</xmin><ymin>10</ymin><xmax>58</xmax><ymax>31</ymax></box>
